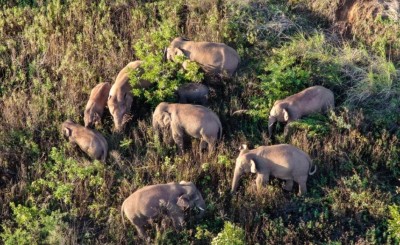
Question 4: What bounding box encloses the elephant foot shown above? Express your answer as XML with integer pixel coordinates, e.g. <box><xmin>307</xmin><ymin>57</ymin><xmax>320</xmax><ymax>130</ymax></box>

<box><xmin>283</xmin><ymin>180</ymin><xmax>294</xmax><ymax>191</ymax></box>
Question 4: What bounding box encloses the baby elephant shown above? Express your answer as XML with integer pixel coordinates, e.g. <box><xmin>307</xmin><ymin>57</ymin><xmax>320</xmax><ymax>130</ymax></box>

<box><xmin>61</xmin><ymin>120</ymin><xmax>108</xmax><ymax>162</ymax></box>
<box><xmin>176</xmin><ymin>83</ymin><xmax>209</xmax><ymax>106</ymax></box>
<box><xmin>231</xmin><ymin>144</ymin><xmax>316</xmax><ymax>195</ymax></box>
<box><xmin>121</xmin><ymin>181</ymin><xmax>206</xmax><ymax>239</ymax></box>
<box><xmin>166</xmin><ymin>37</ymin><xmax>240</xmax><ymax>77</ymax></box>
<box><xmin>268</xmin><ymin>85</ymin><xmax>334</xmax><ymax>136</ymax></box>
<box><xmin>84</xmin><ymin>82</ymin><xmax>111</xmax><ymax>128</ymax></box>
<box><xmin>152</xmin><ymin>102</ymin><xmax>222</xmax><ymax>153</ymax></box>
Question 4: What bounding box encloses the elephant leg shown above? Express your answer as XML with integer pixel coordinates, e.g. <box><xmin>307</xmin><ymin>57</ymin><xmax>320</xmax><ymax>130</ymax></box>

<box><xmin>294</xmin><ymin>176</ymin><xmax>308</xmax><ymax>196</ymax></box>
<box><xmin>131</xmin><ymin>216</ymin><xmax>147</xmax><ymax>239</ymax></box>
<box><xmin>283</xmin><ymin>179</ymin><xmax>294</xmax><ymax>191</ymax></box>
<box><xmin>199</xmin><ymin>139</ymin><xmax>208</xmax><ymax>153</ymax></box>
<box><xmin>171</xmin><ymin>124</ymin><xmax>185</xmax><ymax>153</ymax></box>
<box><xmin>256</xmin><ymin>174</ymin><xmax>269</xmax><ymax>192</ymax></box>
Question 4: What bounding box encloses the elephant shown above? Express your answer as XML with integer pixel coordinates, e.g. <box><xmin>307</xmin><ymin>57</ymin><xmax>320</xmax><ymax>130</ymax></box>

<box><xmin>61</xmin><ymin>120</ymin><xmax>108</xmax><ymax>162</ymax></box>
<box><xmin>268</xmin><ymin>85</ymin><xmax>334</xmax><ymax>136</ymax></box>
<box><xmin>231</xmin><ymin>144</ymin><xmax>316</xmax><ymax>195</ymax></box>
<box><xmin>121</xmin><ymin>181</ymin><xmax>206</xmax><ymax>239</ymax></box>
<box><xmin>176</xmin><ymin>83</ymin><xmax>209</xmax><ymax>106</ymax></box>
<box><xmin>152</xmin><ymin>102</ymin><xmax>222</xmax><ymax>153</ymax></box>
<box><xmin>166</xmin><ymin>37</ymin><xmax>240</xmax><ymax>77</ymax></box>
<box><xmin>108</xmin><ymin>60</ymin><xmax>152</xmax><ymax>132</ymax></box>
<box><xmin>84</xmin><ymin>82</ymin><xmax>111</xmax><ymax>128</ymax></box>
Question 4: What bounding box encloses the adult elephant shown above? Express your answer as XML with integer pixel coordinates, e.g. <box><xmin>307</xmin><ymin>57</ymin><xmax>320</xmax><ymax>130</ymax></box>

<box><xmin>108</xmin><ymin>60</ymin><xmax>152</xmax><ymax>132</ymax></box>
<box><xmin>166</xmin><ymin>37</ymin><xmax>240</xmax><ymax>77</ymax></box>
<box><xmin>152</xmin><ymin>102</ymin><xmax>222</xmax><ymax>153</ymax></box>
<box><xmin>231</xmin><ymin>144</ymin><xmax>316</xmax><ymax>195</ymax></box>
<box><xmin>268</xmin><ymin>86</ymin><xmax>335</xmax><ymax>136</ymax></box>
<box><xmin>121</xmin><ymin>181</ymin><xmax>206</xmax><ymax>239</ymax></box>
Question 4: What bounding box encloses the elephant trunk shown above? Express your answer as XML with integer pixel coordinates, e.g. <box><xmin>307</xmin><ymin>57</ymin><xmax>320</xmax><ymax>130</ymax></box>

<box><xmin>194</xmin><ymin>195</ymin><xmax>206</xmax><ymax>219</ymax></box>
<box><xmin>231</xmin><ymin>167</ymin><xmax>241</xmax><ymax>193</ymax></box>
<box><xmin>268</xmin><ymin>116</ymin><xmax>276</xmax><ymax>136</ymax></box>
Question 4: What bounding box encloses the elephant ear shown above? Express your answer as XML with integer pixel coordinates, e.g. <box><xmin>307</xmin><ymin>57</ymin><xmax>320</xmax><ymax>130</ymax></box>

<box><xmin>175</xmin><ymin>48</ymin><xmax>184</xmax><ymax>57</ymax></box>
<box><xmin>63</xmin><ymin>127</ymin><xmax>72</xmax><ymax>137</ymax></box>
<box><xmin>162</xmin><ymin>112</ymin><xmax>171</xmax><ymax>126</ymax></box>
<box><xmin>283</xmin><ymin>108</ymin><xmax>290</xmax><ymax>122</ymax></box>
<box><xmin>250</xmin><ymin>159</ymin><xmax>257</xmax><ymax>173</ymax></box>
<box><xmin>177</xmin><ymin>194</ymin><xmax>190</xmax><ymax>209</ymax></box>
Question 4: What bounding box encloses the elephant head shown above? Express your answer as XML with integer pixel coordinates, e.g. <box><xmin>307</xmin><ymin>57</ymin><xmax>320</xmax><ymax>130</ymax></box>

<box><xmin>231</xmin><ymin>151</ymin><xmax>257</xmax><ymax>193</ymax></box>
<box><xmin>152</xmin><ymin>102</ymin><xmax>172</xmax><ymax>130</ymax></box>
<box><xmin>166</xmin><ymin>37</ymin><xmax>188</xmax><ymax>61</ymax></box>
<box><xmin>268</xmin><ymin>101</ymin><xmax>289</xmax><ymax>136</ymax></box>
<box><xmin>178</xmin><ymin>181</ymin><xmax>206</xmax><ymax>217</ymax></box>
<box><xmin>62</xmin><ymin>119</ymin><xmax>75</xmax><ymax>139</ymax></box>
<box><xmin>84</xmin><ymin>109</ymin><xmax>100</xmax><ymax>128</ymax></box>
<box><xmin>108</xmin><ymin>91</ymin><xmax>133</xmax><ymax>132</ymax></box>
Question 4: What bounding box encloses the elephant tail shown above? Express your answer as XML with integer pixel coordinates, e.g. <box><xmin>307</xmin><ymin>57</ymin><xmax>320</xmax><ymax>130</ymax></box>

<box><xmin>121</xmin><ymin>201</ymin><xmax>126</xmax><ymax>230</ymax></box>
<box><xmin>217</xmin><ymin>118</ymin><xmax>222</xmax><ymax>140</ymax></box>
<box><xmin>308</xmin><ymin>160</ymin><xmax>317</xmax><ymax>175</ymax></box>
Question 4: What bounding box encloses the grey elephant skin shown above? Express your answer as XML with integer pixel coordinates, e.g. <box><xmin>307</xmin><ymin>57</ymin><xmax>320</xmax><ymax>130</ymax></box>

<box><xmin>176</xmin><ymin>83</ymin><xmax>209</xmax><ymax>105</ymax></box>
<box><xmin>108</xmin><ymin>60</ymin><xmax>152</xmax><ymax>132</ymax></box>
<box><xmin>152</xmin><ymin>102</ymin><xmax>222</xmax><ymax>152</ymax></box>
<box><xmin>84</xmin><ymin>82</ymin><xmax>111</xmax><ymax>128</ymax></box>
<box><xmin>268</xmin><ymin>85</ymin><xmax>334</xmax><ymax>136</ymax></box>
<box><xmin>62</xmin><ymin>120</ymin><xmax>108</xmax><ymax>162</ymax></box>
<box><xmin>166</xmin><ymin>37</ymin><xmax>240</xmax><ymax>77</ymax></box>
<box><xmin>231</xmin><ymin>144</ymin><xmax>316</xmax><ymax>195</ymax></box>
<box><xmin>121</xmin><ymin>181</ymin><xmax>206</xmax><ymax>239</ymax></box>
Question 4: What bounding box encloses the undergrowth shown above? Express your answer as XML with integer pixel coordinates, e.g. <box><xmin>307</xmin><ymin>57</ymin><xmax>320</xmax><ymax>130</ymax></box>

<box><xmin>0</xmin><ymin>0</ymin><xmax>399</xmax><ymax>244</ymax></box>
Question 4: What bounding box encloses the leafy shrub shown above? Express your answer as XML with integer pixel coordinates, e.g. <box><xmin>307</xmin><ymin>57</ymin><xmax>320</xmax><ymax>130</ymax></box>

<box><xmin>211</xmin><ymin>221</ymin><xmax>246</xmax><ymax>245</ymax></box>
<box><xmin>1</xmin><ymin>203</ymin><xmax>67</xmax><ymax>245</ymax></box>
<box><xmin>30</xmin><ymin>147</ymin><xmax>106</xmax><ymax>216</ymax></box>
<box><xmin>388</xmin><ymin>205</ymin><xmax>400</xmax><ymax>243</ymax></box>
<box><xmin>129</xmin><ymin>11</ymin><xmax>204</xmax><ymax>108</ymax></box>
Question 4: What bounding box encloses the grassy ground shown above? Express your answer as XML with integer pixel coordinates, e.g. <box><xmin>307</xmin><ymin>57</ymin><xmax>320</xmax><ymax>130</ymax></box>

<box><xmin>0</xmin><ymin>0</ymin><xmax>399</xmax><ymax>244</ymax></box>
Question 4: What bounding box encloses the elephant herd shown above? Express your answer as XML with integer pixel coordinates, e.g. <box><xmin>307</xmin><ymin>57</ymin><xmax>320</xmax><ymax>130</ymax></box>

<box><xmin>61</xmin><ymin>37</ymin><xmax>334</xmax><ymax>240</ymax></box>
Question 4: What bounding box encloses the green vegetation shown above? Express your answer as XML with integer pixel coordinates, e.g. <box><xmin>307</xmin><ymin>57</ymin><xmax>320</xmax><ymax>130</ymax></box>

<box><xmin>0</xmin><ymin>0</ymin><xmax>399</xmax><ymax>244</ymax></box>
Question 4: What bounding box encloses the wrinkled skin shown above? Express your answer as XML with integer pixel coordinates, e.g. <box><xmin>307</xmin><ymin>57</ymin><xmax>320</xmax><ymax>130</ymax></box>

<box><xmin>176</xmin><ymin>83</ymin><xmax>209</xmax><ymax>106</ymax></box>
<box><xmin>268</xmin><ymin>85</ymin><xmax>335</xmax><ymax>136</ymax></box>
<box><xmin>84</xmin><ymin>82</ymin><xmax>111</xmax><ymax>128</ymax></box>
<box><xmin>121</xmin><ymin>181</ymin><xmax>206</xmax><ymax>239</ymax></box>
<box><xmin>61</xmin><ymin>120</ymin><xmax>108</xmax><ymax>162</ymax></box>
<box><xmin>108</xmin><ymin>61</ymin><xmax>152</xmax><ymax>132</ymax></box>
<box><xmin>152</xmin><ymin>102</ymin><xmax>222</xmax><ymax>153</ymax></box>
<box><xmin>231</xmin><ymin>144</ymin><xmax>316</xmax><ymax>195</ymax></box>
<box><xmin>166</xmin><ymin>37</ymin><xmax>240</xmax><ymax>77</ymax></box>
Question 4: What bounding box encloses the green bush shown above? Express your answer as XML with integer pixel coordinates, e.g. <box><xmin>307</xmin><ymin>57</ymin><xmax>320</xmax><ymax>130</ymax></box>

<box><xmin>388</xmin><ymin>205</ymin><xmax>400</xmax><ymax>243</ymax></box>
<box><xmin>1</xmin><ymin>203</ymin><xmax>67</xmax><ymax>245</ymax></box>
<box><xmin>211</xmin><ymin>221</ymin><xmax>246</xmax><ymax>245</ymax></box>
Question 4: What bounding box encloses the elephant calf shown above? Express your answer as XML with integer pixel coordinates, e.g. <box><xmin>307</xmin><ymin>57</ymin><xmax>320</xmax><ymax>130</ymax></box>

<box><xmin>166</xmin><ymin>37</ymin><xmax>240</xmax><ymax>77</ymax></box>
<box><xmin>61</xmin><ymin>120</ymin><xmax>108</xmax><ymax>162</ymax></box>
<box><xmin>152</xmin><ymin>102</ymin><xmax>222</xmax><ymax>153</ymax></box>
<box><xmin>176</xmin><ymin>83</ymin><xmax>209</xmax><ymax>106</ymax></box>
<box><xmin>268</xmin><ymin>85</ymin><xmax>334</xmax><ymax>136</ymax></box>
<box><xmin>121</xmin><ymin>181</ymin><xmax>206</xmax><ymax>239</ymax></box>
<box><xmin>84</xmin><ymin>82</ymin><xmax>111</xmax><ymax>128</ymax></box>
<box><xmin>231</xmin><ymin>144</ymin><xmax>316</xmax><ymax>195</ymax></box>
<box><xmin>108</xmin><ymin>60</ymin><xmax>152</xmax><ymax>132</ymax></box>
